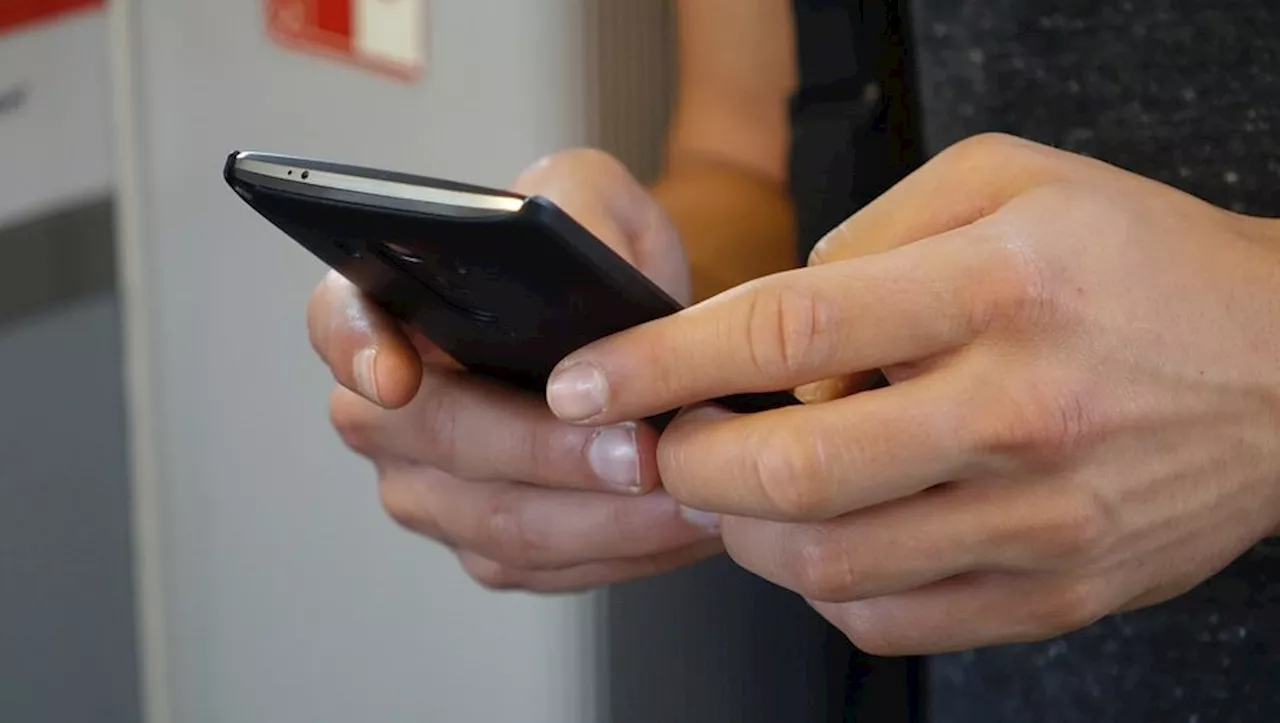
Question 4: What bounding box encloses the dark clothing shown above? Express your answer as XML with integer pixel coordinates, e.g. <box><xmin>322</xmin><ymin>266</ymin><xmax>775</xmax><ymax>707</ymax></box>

<box><xmin>789</xmin><ymin>0</ymin><xmax>925</xmax><ymax>262</ymax></box>
<box><xmin>787</xmin><ymin>1</ymin><xmax>1280</xmax><ymax>721</ymax></box>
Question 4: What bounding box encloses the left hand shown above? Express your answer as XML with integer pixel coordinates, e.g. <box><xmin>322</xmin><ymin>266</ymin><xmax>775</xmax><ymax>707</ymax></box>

<box><xmin>542</xmin><ymin>133</ymin><xmax>1280</xmax><ymax>654</ymax></box>
<box><xmin>316</xmin><ymin>149</ymin><xmax>719</xmax><ymax>594</ymax></box>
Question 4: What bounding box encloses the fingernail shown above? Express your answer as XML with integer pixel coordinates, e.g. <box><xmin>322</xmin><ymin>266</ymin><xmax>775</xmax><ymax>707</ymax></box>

<box><xmin>588</xmin><ymin>423</ymin><xmax>641</xmax><ymax>493</ymax></box>
<box><xmin>680</xmin><ymin>506</ymin><xmax>721</xmax><ymax>535</ymax></box>
<box><xmin>353</xmin><ymin>347</ymin><xmax>381</xmax><ymax>404</ymax></box>
<box><xmin>547</xmin><ymin>362</ymin><xmax>608</xmax><ymax>421</ymax></box>
<box><xmin>794</xmin><ymin>382</ymin><xmax>823</xmax><ymax>404</ymax></box>
<box><xmin>676</xmin><ymin>403</ymin><xmax>735</xmax><ymax>424</ymax></box>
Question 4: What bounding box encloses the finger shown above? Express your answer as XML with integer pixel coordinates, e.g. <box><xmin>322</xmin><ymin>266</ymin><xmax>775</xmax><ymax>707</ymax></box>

<box><xmin>307</xmin><ymin>271</ymin><xmax>422</xmax><ymax>408</ymax></box>
<box><xmin>513</xmin><ymin>148</ymin><xmax>690</xmax><ymax>301</ymax></box>
<box><xmin>379</xmin><ymin>472</ymin><xmax>721</xmax><ymax>570</ymax></box>
<box><xmin>456</xmin><ymin>540</ymin><xmax>724</xmax><ymax>593</ymax></box>
<box><xmin>656</xmin><ymin>370</ymin><xmax>987</xmax><ymax>522</ymax></box>
<box><xmin>794</xmin><ymin>372</ymin><xmax>887</xmax><ymax>404</ymax></box>
<box><xmin>795</xmin><ymin>135</ymin><xmax>1063</xmax><ymax>401</ymax></box>
<box><xmin>514</xmin><ymin>153</ymin><xmax>636</xmax><ymax>261</ymax></box>
<box><xmin>808</xmin><ymin>133</ymin><xmax>1062</xmax><ymax>265</ymax></box>
<box><xmin>813</xmin><ymin>571</ymin><xmax>1113</xmax><ymax>656</ymax></box>
<box><xmin>330</xmin><ymin>381</ymin><xmax>660</xmax><ymax>495</ymax></box>
<box><xmin>546</xmin><ymin>228</ymin><xmax>990</xmax><ymax>425</ymax></box>
<box><xmin>400</xmin><ymin>324</ymin><xmax>463</xmax><ymax>371</ymax></box>
<box><xmin>720</xmin><ymin>480</ymin><xmax>1100</xmax><ymax>603</ymax></box>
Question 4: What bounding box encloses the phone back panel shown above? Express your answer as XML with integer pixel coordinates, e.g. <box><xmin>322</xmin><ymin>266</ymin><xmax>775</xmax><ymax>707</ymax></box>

<box><xmin>225</xmin><ymin>156</ymin><xmax>799</xmax><ymax>421</ymax></box>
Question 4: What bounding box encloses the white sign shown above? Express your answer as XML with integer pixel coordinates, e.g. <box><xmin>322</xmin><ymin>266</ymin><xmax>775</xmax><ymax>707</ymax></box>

<box><xmin>267</xmin><ymin>0</ymin><xmax>426</xmax><ymax>82</ymax></box>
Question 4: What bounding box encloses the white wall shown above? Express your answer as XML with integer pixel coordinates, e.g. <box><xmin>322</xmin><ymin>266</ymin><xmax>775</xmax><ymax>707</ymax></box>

<box><xmin>111</xmin><ymin>2</ymin><xmax>601</xmax><ymax>721</ymax></box>
<box><xmin>2</xmin><ymin>8</ymin><xmax>139</xmax><ymax>722</ymax></box>
<box><xmin>0</xmin><ymin>293</ymin><xmax>139</xmax><ymax>723</ymax></box>
<box><xmin>0</xmin><ymin>10</ymin><xmax>112</xmax><ymax>225</ymax></box>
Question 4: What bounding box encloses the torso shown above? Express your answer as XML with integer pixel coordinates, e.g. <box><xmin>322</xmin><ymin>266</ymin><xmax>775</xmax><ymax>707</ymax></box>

<box><xmin>787</xmin><ymin>1</ymin><xmax>1280</xmax><ymax>721</ymax></box>
<box><xmin>913</xmin><ymin>0</ymin><xmax>1280</xmax><ymax>216</ymax></box>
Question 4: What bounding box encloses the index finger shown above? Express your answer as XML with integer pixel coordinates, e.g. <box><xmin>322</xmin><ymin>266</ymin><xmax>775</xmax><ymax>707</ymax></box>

<box><xmin>544</xmin><ymin>227</ymin><xmax>990</xmax><ymax>425</ymax></box>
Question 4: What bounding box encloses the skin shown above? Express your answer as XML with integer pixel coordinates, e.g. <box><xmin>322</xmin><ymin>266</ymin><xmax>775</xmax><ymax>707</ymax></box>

<box><xmin>545</xmin><ymin>134</ymin><xmax>1280</xmax><ymax>654</ymax></box>
<box><xmin>311</xmin><ymin>0</ymin><xmax>798</xmax><ymax>592</ymax></box>
<box><xmin>310</xmin><ymin>0</ymin><xmax>1280</xmax><ymax>654</ymax></box>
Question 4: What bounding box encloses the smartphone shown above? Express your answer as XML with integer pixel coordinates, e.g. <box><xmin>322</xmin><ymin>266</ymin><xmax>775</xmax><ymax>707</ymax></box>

<box><xmin>223</xmin><ymin>151</ymin><xmax>799</xmax><ymax>427</ymax></box>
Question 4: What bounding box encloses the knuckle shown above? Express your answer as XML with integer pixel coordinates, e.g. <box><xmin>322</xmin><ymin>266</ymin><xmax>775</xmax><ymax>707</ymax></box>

<box><xmin>516</xmin><ymin>148</ymin><xmax>624</xmax><ymax>187</ymax></box>
<box><xmin>969</xmin><ymin>239</ymin><xmax>1060</xmax><ymax>331</ymax></box>
<box><xmin>329</xmin><ymin>387</ymin><xmax>377</xmax><ymax>457</ymax></box>
<box><xmin>982</xmin><ymin>373</ymin><xmax>1095</xmax><ymax>463</ymax></box>
<box><xmin>750</xmin><ymin>436</ymin><xmax>827</xmax><ymax>519</ymax></box>
<box><xmin>378</xmin><ymin>479</ymin><xmax>427</xmax><ymax>535</ymax></box>
<box><xmin>1032</xmin><ymin>579</ymin><xmax>1108</xmax><ymax>636</ymax></box>
<box><xmin>656</xmin><ymin>430</ymin><xmax>713</xmax><ymax>508</ymax></box>
<box><xmin>939</xmin><ymin>132</ymin><xmax>1035</xmax><ymax>171</ymax></box>
<box><xmin>846</xmin><ymin>630</ymin><xmax>903</xmax><ymax>657</ymax></box>
<box><xmin>744</xmin><ymin>284</ymin><xmax>839</xmax><ymax>381</ymax></box>
<box><xmin>1025</xmin><ymin>491</ymin><xmax>1115</xmax><ymax>566</ymax></box>
<box><xmin>1028</xmin><ymin>383</ymin><xmax>1092</xmax><ymax>460</ymax></box>
<box><xmin>833</xmin><ymin>607</ymin><xmax>903</xmax><ymax>657</ymax></box>
<box><xmin>807</xmin><ymin>222</ymin><xmax>854</xmax><ymax>266</ymax></box>
<box><xmin>459</xmin><ymin>554</ymin><xmax>524</xmax><ymax>592</ymax></box>
<box><xmin>559</xmin><ymin>147</ymin><xmax>624</xmax><ymax>171</ymax></box>
<box><xmin>478</xmin><ymin>490</ymin><xmax>546</xmax><ymax>567</ymax></box>
<box><xmin>411</xmin><ymin>382</ymin><xmax>462</xmax><ymax>471</ymax></box>
<box><xmin>1034</xmin><ymin>380</ymin><xmax>1095</xmax><ymax>460</ymax></box>
<box><xmin>520</xmin><ymin>423</ymin><xmax>568</xmax><ymax>484</ymax></box>
<box><xmin>788</xmin><ymin>528</ymin><xmax>857</xmax><ymax>602</ymax></box>
<box><xmin>655</xmin><ymin>437</ymin><xmax>694</xmax><ymax>501</ymax></box>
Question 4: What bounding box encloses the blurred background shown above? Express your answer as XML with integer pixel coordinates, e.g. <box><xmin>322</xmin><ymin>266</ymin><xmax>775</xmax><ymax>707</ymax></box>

<box><xmin>1</xmin><ymin>2</ymin><xmax>826</xmax><ymax>721</ymax></box>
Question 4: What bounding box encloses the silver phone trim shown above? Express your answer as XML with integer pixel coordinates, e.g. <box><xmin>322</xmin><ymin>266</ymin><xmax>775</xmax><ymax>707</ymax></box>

<box><xmin>233</xmin><ymin>153</ymin><xmax>526</xmax><ymax>215</ymax></box>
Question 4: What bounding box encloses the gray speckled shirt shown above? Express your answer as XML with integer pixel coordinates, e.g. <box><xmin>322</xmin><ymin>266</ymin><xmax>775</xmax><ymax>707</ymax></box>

<box><xmin>788</xmin><ymin>1</ymin><xmax>1280</xmax><ymax>721</ymax></box>
<box><xmin>912</xmin><ymin>0</ymin><xmax>1280</xmax><ymax>216</ymax></box>
<box><xmin>912</xmin><ymin>2</ymin><xmax>1280</xmax><ymax>721</ymax></box>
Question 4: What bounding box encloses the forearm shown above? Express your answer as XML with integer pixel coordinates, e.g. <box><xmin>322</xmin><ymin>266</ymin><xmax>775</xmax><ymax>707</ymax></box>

<box><xmin>650</xmin><ymin>156</ymin><xmax>797</xmax><ymax>302</ymax></box>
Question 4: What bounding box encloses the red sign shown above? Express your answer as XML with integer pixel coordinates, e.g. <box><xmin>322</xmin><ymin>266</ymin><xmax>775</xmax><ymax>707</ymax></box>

<box><xmin>266</xmin><ymin>0</ymin><xmax>425</xmax><ymax>82</ymax></box>
<box><xmin>0</xmin><ymin>0</ymin><xmax>103</xmax><ymax>36</ymax></box>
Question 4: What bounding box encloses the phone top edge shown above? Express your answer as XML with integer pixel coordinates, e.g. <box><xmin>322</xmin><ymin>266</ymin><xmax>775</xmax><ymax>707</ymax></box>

<box><xmin>230</xmin><ymin>151</ymin><xmax>527</xmax><ymax>215</ymax></box>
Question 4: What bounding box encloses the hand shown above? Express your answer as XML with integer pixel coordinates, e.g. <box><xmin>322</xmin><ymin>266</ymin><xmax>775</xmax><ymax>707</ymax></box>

<box><xmin>311</xmin><ymin>149</ymin><xmax>721</xmax><ymax>592</ymax></box>
<box><xmin>543</xmin><ymin>134</ymin><xmax>1280</xmax><ymax>651</ymax></box>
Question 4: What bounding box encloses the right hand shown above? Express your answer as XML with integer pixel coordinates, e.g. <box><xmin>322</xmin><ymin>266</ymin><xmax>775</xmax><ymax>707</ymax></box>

<box><xmin>309</xmin><ymin>149</ymin><xmax>723</xmax><ymax>592</ymax></box>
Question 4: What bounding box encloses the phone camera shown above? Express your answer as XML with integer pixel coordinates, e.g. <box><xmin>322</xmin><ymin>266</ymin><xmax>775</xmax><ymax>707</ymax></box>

<box><xmin>376</xmin><ymin>240</ymin><xmax>497</xmax><ymax>324</ymax></box>
<box><xmin>382</xmin><ymin>241</ymin><xmax>424</xmax><ymax>264</ymax></box>
<box><xmin>382</xmin><ymin>242</ymin><xmax>471</xmax><ymax>287</ymax></box>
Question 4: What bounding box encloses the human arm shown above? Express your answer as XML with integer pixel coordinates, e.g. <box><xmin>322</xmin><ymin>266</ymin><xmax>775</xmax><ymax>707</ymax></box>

<box><xmin>301</xmin><ymin>0</ymin><xmax>802</xmax><ymax>592</ymax></box>
<box><xmin>652</xmin><ymin>0</ymin><xmax>800</xmax><ymax>301</ymax></box>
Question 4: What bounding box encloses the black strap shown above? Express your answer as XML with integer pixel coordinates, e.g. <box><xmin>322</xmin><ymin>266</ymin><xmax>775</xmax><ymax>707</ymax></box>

<box><xmin>788</xmin><ymin>3</ymin><xmax>928</xmax><ymax>722</ymax></box>
<box><xmin>788</xmin><ymin>0</ymin><xmax>925</xmax><ymax>260</ymax></box>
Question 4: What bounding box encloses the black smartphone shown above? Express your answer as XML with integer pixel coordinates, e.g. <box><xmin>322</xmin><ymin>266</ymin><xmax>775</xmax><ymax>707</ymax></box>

<box><xmin>223</xmin><ymin>151</ymin><xmax>799</xmax><ymax>427</ymax></box>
